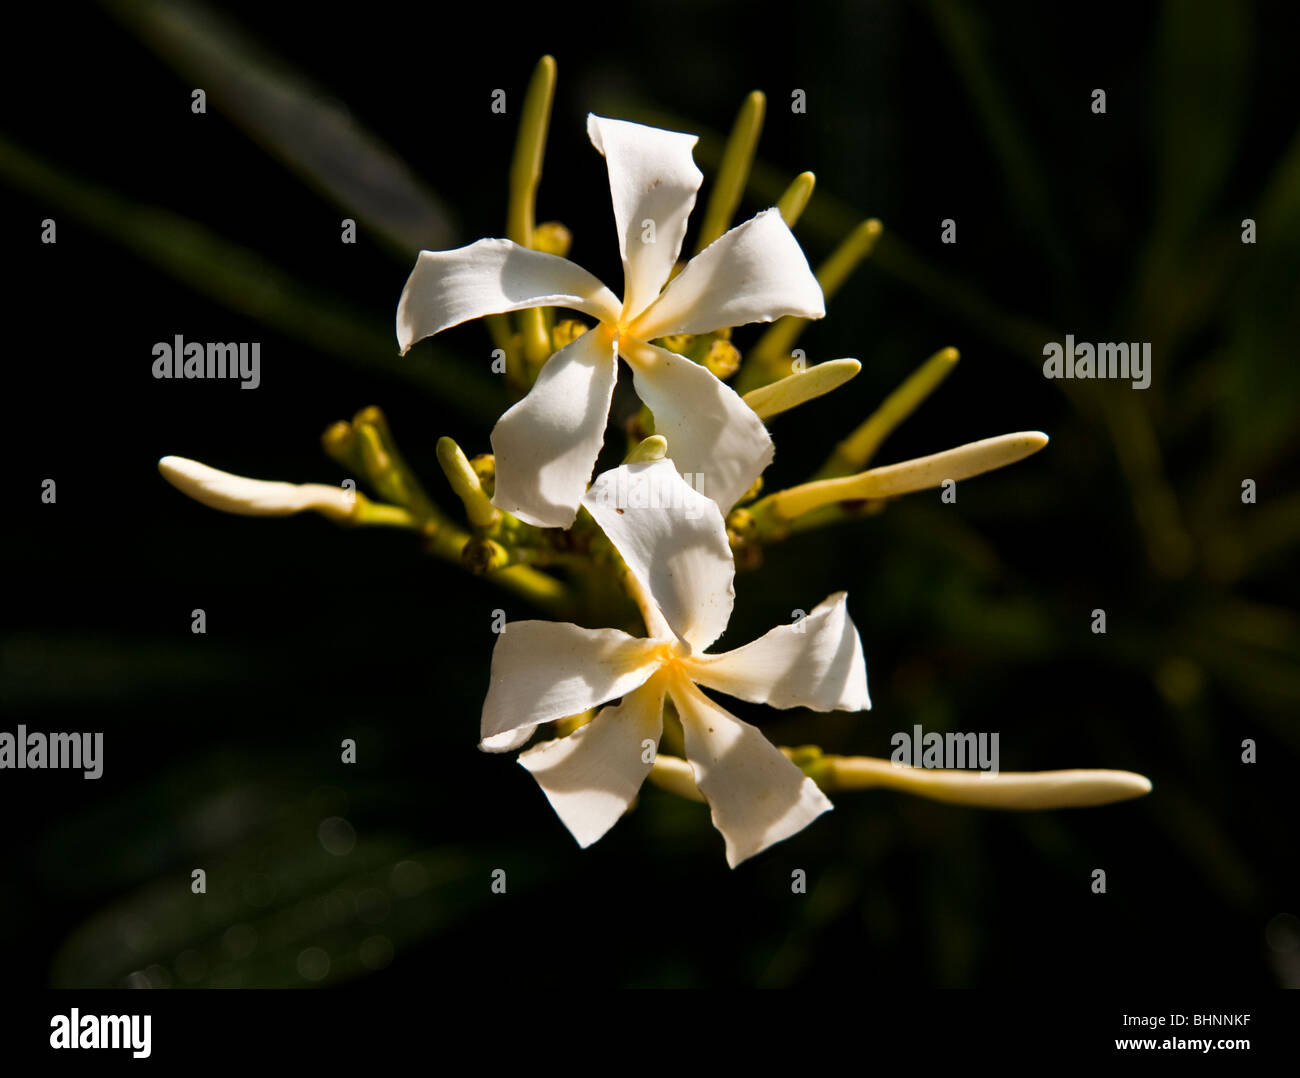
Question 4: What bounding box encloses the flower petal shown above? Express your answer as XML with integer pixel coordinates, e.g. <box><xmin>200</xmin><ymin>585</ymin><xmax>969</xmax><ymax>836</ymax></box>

<box><xmin>630</xmin><ymin>208</ymin><xmax>824</xmax><ymax>339</ymax></box>
<box><xmin>624</xmin><ymin>339</ymin><xmax>773</xmax><ymax>512</ymax></box>
<box><xmin>518</xmin><ymin>675</ymin><xmax>666</xmax><ymax>847</ymax></box>
<box><xmin>670</xmin><ymin>677</ymin><xmax>833</xmax><ymax>868</ymax></box>
<box><xmin>396</xmin><ymin>238</ymin><xmax>620</xmax><ymax>353</ymax></box>
<box><xmin>582</xmin><ymin>460</ymin><xmax>734</xmax><ymax>651</ymax></box>
<box><xmin>158</xmin><ymin>456</ymin><xmax>354</xmax><ymax>521</ymax></box>
<box><xmin>689</xmin><ymin>592</ymin><xmax>870</xmax><ymax>712</ymax></box>
<box><xmin>479</xmin><ymin>726</ymin><xmax>539</xmax><ymax>754</ymax></box>
<box><xmin>490</xmin><ymin>328</ymin><xmax>619</xmax><ymax>529</ymax></box>
<box><xmin>480</xmin><ymin>621</ymin><xmax>659</xmax><ymax>743</ymax></box>
<box><xmin>587</xmin><ymin>115</ymin><xmax>703</xmax><ymax>318</ymax></box>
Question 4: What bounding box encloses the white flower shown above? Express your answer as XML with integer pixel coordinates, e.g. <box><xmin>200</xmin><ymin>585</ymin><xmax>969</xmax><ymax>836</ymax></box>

<box><xmin>397</xmin><ymin>116</ymin><xmax>825</xmax><ymax>529</ymax></box>
<box><xmin>480</xmin><ymin>460</ymin><xmax>869</xmax><ymax>867</ymax></box>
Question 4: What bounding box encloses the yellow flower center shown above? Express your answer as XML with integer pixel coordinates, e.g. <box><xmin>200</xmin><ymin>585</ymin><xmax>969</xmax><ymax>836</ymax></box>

<box><xmin>651</xmin><ymin>641</ymin><xmax>699</xmax><ymax>690</ymax></box>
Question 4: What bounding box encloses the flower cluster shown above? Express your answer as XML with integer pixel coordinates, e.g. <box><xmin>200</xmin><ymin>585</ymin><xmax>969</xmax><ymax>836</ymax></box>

<box><xmin>159</xmin><ymin>58</ymin><xmax>1150</xmax><ymax>866</ymax></box>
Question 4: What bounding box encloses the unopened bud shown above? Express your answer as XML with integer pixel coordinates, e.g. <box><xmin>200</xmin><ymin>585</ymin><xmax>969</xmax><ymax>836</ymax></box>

<box><xmin>533</xmin><ymin>221</ymin><xmax>572</xmax><ymax>257</ymax></box>
<box><xmin>462</xmin><ymin>537</ymin><xmax>510</xmax><ymax>574</ymax></box>
<box><xmin>551</xmin><ymin>318</ymin><xmax>588</xmax><ymax>353</ymax></box>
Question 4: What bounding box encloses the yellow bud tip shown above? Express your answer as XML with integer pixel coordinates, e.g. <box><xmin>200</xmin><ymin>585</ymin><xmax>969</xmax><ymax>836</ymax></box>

<box><xmin>533</xmin><ymin>221</ymin><xmax>572</xmax><ymax>257</ymax></box>
<box><xmin>626</xmin><ymin>435</ymin><xmax>669</xmax><ymax>463</ymax></box>
<box><xmin>776</xmin><ymin>172</ymin><xmax>816</xmax><ymax>227</ymax></box>
<box><xmin>437</xmin><ymin>436</ymin><xmax>499</xmax><ymax>530</ymax></box>
<box><xmin>321</xmin><ymin>420</ymin><xmax>352</xmax><ymax>448</ymax></box>
<box><xmin>462</xmin><ymin>537</ymin><xmax>509</xmax><ymax>574</ymax></box>
<box><xmin>743</xmin><ymin>357</ymin><xmax>862</xmax><ymax>420</ymax></box>
<box><xmin>811</xmin><ymin>218</ymin><xmax>885</xmax><ymax>302</ymax></box>
<box><xmin>470</xmin><ymin>454</ymin><xmax>495</xmax><ymax>481</ymax></box>
<box><xmin>436</xmin><ymin>436</ymin><xmax>478</xmax><ymax>488</ymax></box>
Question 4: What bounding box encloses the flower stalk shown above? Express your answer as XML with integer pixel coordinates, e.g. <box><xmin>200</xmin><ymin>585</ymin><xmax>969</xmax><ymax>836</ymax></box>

<box><xmin>650</xmin><ymin>749</ymin><xmax>1152</xmax><ymax>810</ymax></box>
<box><xmin>507</xmin><ymin>54</ymin><xmax>558</xmax><ymax>372</ymax></box>
<box><xmin>737</xmin><ymin>218</ymin><xmax>883</xmax><ymax>392</ymax></box>
<box><xmin>744</xmin><ymin>431</ymin><xmax>1050</xmax><ymax>541</ymax></box>
<box><xmin>436</xmin><ymin>436</ymin><xmax>501</xmax><ymax>531</ymax></box>
<box><xmin>348</xmin><ymin>406</ymin><xmax>441</xmax><ymax>522</ymax></box>
<box><xmin>776</xmin><ymin>171</ymin><xmax>816</xmax><ymax>227</ymax></box>
<box><xmin>817</xmin><ymin>756</ymin><xmax>1153</xmax><ymax>809</ymax></box>
<box><xmin>813</xmin><ymin>346</ymin><xmax>961</xmax><ymax>479</ymax></box>
<box><xmin>742</xmin><ymin>357</ymin><xmax>861</xmax><ymax>421</ymax></box>
<box><xmin>695</xmin><ymin>90</ymin><xmax>765</xmax><ymax>252</ymax></box>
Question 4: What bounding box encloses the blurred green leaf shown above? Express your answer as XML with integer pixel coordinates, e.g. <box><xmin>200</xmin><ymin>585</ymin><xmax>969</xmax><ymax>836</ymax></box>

<box><xmin>100</xmin><ymin>0</ymin><xmax>455</xmax><ymax>258</ymax></box>
<box><xmin>0</xmin><ymin>133</ymin><xmax>502</xmax><ymax>423</ymax></box>
<box><xmin>48</xmin><ymin>769</ymin><xmax>541</xmax><ymax>987</ymax></box>
<box><xmin>924</xmin><ymin>0</ymin><xmax>1069</xmax><ymax>275</ymax></box>
<box><xmin>1151</xmin><ymin>0</ymin><xmax>1251</xmax><ymax>246</ymax></box>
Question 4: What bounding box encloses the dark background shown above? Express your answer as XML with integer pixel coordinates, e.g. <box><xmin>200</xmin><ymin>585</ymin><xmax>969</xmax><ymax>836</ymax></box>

<box><xmin>3</xmin><ymin>0</ymin><xmax>1297</xmax><ymax>989</ymax></box>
